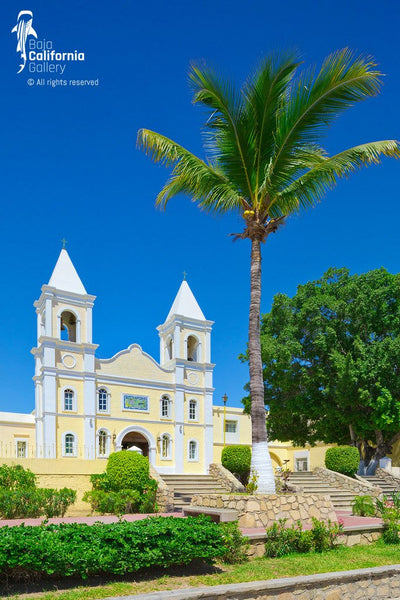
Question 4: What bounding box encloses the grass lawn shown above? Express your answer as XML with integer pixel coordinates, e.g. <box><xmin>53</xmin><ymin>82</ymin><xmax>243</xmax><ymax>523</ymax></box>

<box><xmin>2</xmin><ymin>541</ymin><xmax>400</xmax><ymax>600</ymax></box>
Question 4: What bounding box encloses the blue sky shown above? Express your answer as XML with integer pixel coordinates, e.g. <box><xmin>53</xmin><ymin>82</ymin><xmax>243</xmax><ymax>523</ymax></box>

<box><xmin>0</xmin><ymin>0</ymin><xmax>399</xmax><ymax>413</ymax></box>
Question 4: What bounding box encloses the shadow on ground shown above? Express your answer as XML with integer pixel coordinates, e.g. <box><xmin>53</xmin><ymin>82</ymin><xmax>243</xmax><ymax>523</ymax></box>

<box><xmin>0</xmin><ymin>561</ymin><xmax>223</xmax><ymax>598</ymax></box>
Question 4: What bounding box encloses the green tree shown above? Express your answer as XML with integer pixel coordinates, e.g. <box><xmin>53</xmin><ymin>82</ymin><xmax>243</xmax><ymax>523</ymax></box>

<box><xmin>243</xmin><ymin>267</ymin><xmax>400</xmax><ymax>474</ymax></box>
<box><xmin>137</xmin><ymin>51</ymin><xmax>399</xmax><ymax>492</ymax></box>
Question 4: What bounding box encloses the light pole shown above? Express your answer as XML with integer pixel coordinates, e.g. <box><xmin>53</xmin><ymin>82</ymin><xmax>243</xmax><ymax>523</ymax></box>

<box><xmin>222</xmin><ymin>393</ymin><xmax>228</xmax><ymax>447</ymax></box>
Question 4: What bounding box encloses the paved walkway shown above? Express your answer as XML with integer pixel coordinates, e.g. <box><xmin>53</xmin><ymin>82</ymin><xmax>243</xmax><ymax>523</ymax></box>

<box><xmin>0</xmin><ymin>512</ymin><xmax>183</xmax><ymax>527</ymax></box>
<box><xmin>0</xmin><ymin>510</ymin><xmax>384</xmax><ymax>532</ymax></box>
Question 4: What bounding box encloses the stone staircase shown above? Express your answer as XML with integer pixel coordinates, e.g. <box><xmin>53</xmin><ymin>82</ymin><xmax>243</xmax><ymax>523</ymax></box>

<box><xmin>361</xmin><ymin>475</ymin><xmax>399</xmax><ymax>500</ymax></box>
<box><xmin>161</xmin><ymin>474</ymin><xmax>228</xmax><ymax>511</ymax></box>
<box><xmin>162</xmin><ymin>470</ymin><xmax>383</xmax><ymax>513</ymax></box>
<box><xmin>288</xmin><ymin>471</ymin><xmax>359</xmax><ymax>511</ymax></box>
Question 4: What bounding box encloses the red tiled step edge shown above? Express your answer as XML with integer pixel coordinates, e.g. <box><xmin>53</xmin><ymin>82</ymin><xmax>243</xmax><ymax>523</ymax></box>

<box><xmin>0</xmin><ymin>510</ymin><xmax>384</xmax><ymax>533</ymax></box>
<box><xmin>0</xmin><ymin>512</ymin><xmax>183</xmax><ymax>528</ymax></box>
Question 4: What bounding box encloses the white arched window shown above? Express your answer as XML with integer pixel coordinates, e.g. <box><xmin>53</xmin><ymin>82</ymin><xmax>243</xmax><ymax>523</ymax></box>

<box><xmin>188</xmin><ymin>399</ymin><xmax>198</xmax><ymax>421</ymax></box>
<box><xmin>63</xmin><ymin>432</ymin><xmax>77</xmax><ymax>457</ymax></box>
<box><xmin>188</xmin><ymin>439</ymin><xmax>198</xmax><ymax>461</ymax></box>
<box><xmin>160</xmin><ymin>395</ymin><xmax>172</xmax><ymax>419</ymax></box>
<box><xmin>63</xmin><ymin>388</ymin><xmax>75</xmax><ymax>412</ymax></box>
<box><xmin>97</xmin><ymin>388</ymin><xmax>109</xmax><ymax>413</ymax></box>
<box><xmin>97</xmin><ymin>429</ymin><xmax>110</xmax><ymax>457</ymax></box>
<box><xmin>160</xmin><ymin>433</ymin><xmax>172</xmax><ymax>460</ymax></box>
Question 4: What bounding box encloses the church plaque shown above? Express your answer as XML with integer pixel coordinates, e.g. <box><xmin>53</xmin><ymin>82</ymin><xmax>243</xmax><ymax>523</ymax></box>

<box><xmin>123</xmin><ymin>394</ymin><xmax>149</xmax><ymax>411</ymax></box>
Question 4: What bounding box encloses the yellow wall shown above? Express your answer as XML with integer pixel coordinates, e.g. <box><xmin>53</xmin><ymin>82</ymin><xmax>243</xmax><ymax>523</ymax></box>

<box><xmin>0</xmin><ymin>419</ymin><xmax>35</xmax><ymax>458</ymax></box>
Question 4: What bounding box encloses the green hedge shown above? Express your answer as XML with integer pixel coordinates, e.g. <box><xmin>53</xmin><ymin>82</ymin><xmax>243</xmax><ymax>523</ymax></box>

<box><xmin>221</xmin><ymin>446</ymin><xmax>251</xmax><ymax>483</ymax></box>
<box><xmin>0</xmin><ymin>516</ymin><xmax>228</xmax><ymax>580</ymax></box>
<box><xmin>325</xmin><ymin>446</ymin><xmax>359</xmax><ymax>477</ymax></box>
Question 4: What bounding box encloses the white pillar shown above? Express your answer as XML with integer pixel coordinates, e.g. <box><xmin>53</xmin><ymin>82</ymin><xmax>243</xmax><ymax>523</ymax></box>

<box><xmin>45</xmin><ymin>298</ymin><xmax>53</xmax><ymax>336</ymax></box>
<box><xmin>174</xmin><ymin>386</ymin><xmax>185</xmax><ymax>473</ymax></box>
<box><xmin>83</xmin><ymin>376</ymin><xmax>96</xmax><ymax>459</ymax></box>
<box><xmin>174</xmin><ymin>325</ymin><xmax>180</xmax><ymax>359</ymax></box>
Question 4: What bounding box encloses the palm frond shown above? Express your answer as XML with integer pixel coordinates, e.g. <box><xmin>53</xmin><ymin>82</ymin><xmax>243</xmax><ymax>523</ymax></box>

<box><xmin>270</xmin><ymin>140</ymin><xmax>400</xmax><ymax>216</ymax></box>
<box><xmin>137</xmin><ymin>128</ymin><xmax>241</xmax><ymax>212</ymax></box>
<box><xmin>189</xmin><ymin>63</ymin><xmax>255</xmax><ymax>201</ymax></box>
<box><xmin>243</xmin><ymin>52</ymin><xmax>300</xmax><ymax>198</ymax></box>
<box><xmin>156</xmin><ymin>170</ymin><xmax>243</xmax><ymax>214</ymax></box>
<box><xmin>269</xmin><ymin>48</ymin><xmax>383</xmax><ymax>194</ymax></box>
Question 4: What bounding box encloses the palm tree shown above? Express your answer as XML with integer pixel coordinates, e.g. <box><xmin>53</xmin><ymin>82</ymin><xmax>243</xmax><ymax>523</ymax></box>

<box><xmin>137</xmin><ymin>49</ymin><xmax>400</xmax><ymax>493</ymax></box>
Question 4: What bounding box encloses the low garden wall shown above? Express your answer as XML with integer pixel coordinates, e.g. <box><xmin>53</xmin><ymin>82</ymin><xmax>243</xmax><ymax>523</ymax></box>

<box><xmin>191</xmin><ymin>493</ymin><xmax>337</xmax><ymax>528</ymax></box>
<box><xmin>314</xmin><ymin>466</ymin><xmax>382</xmax><ymax>497</ymax></box>
<box><xmin>376</xmin><ymin>467</ymin><xmax>400</xmax><ymax>491</ymax></box>
<box><xmin>208</xmin><ymin>463</ymin><xmax>245</xmax><ymax>492</ymax></box>
<box><xmin>130</xmin><ymin>564</ymin><xmax>400</xmax><ymax>600</ymax></box>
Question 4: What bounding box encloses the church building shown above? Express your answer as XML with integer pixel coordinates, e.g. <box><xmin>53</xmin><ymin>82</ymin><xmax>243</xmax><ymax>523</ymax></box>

<box><xmin>0</xmin><ymin>249</ymin><xmax>327</xmax><ymax>474</ymax></box>
<box><xmin>0</xmin><ymin>249</ymin><xmax>255</xmax><ymax>474</ymax></box>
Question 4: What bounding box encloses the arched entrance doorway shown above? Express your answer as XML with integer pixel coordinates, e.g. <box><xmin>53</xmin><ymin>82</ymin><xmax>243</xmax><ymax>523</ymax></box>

<box><xmin>121</xmin><ymin>431</ymin><xmax>149</xmax><ymax>457</ymax></box>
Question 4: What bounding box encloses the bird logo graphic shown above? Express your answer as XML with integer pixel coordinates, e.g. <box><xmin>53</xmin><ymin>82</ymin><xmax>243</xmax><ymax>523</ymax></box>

<box><xmin>11</xmin><ymin>10</ymin><xmax>37</xmax><ymax>73</ymax></box>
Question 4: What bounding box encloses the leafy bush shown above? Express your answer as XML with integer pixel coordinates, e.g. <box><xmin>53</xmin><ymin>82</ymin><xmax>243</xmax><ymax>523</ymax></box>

<box><xmin>0</xmin><ymin>465</ymin><xmax>76</xmax><ymax>519</ymax></box>
<box><xmin>0</xmin><ymin>464</ymin><xmax>37</xmax><ymax>490</ymax></box>
<box><xmin>89</xmin><ymin>472</ymin><xmax>110</xmax><ymax>491</ymax></box>
<box><xmin>83</xmin><ymin>489</ymin><xmax>140</xmax><ymax>515</ymax></box>
<box><xmin>0</xmin><ymin>516</ymin><xmax>228</xmax><ymax>580</ymax></box>
<box><xmin>85</xmin><ymin>452</ymin><xmax>158</xmax><ymax>514</ymax></box>
<box><xmin>107</xmin><ymin>451</ymin><xmax>151</xmax><ymax>493</ymax></box>
<box><xmin>40</xmin><ymin>488</ymin><xmax>77</xmax><ymax>518</ymax></box>
<box><xmin>325</xmin><ymin>446</ymin><xmax>359</xmax><ymax>477</ymax></box>
<box><xmin>352</xmin><ymin>495</ymin><xmax>376</xmax><ymax>517</ymax></box>
<box><xmin>221</xmin><ymin>446</ymin><xmax>251</xmax><ymax>484</ymax></box>
<box><xmin>219</xmin><ymin>521</ymin><xmax>249</xmax><ymax>563</ymax></box>
<box><xmin>376</xmin><ymin>493</ymin><xmax>400</xmax><ymax>544</ymax></box>
<box><xmin>264</xmin><ymin>518</ymin><xmax>343</xmax><ymax>557</ymax></box>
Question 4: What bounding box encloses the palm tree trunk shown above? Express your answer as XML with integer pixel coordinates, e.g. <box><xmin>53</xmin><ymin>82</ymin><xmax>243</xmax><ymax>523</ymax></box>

<box><xmin>248</xmin><ymin>238</ymin><xmax>276</xmax><ymax>493</ymax></box>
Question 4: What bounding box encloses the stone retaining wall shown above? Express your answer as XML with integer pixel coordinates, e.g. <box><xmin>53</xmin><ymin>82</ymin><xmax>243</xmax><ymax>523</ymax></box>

<box><xmin>208</xmin><ymin>463</ymin><xmax>245</xmax><ymax>492</ymax></box>
<box><xmin>127</xmin><ymin>564</ymin><xmax>400</xmax><ymax>599</ymax></box>
<box><xmin>314</xmin><ymin>466</ymin><xmax>382</xmax><ymax>497</ymax></box>
<box><xmin>149</xmin><ymin>467</ymin><xmax>174</xmax><ymax>512</ymax></box>
<box><xmin>376</xmin><ymin>467</ymin><xmax>400</xmax><ymax>491</ymax></box>
<box><xmin>191</xmin><ymin>493</ymin><xmax>337</xmax><ymax>528</ymax></box>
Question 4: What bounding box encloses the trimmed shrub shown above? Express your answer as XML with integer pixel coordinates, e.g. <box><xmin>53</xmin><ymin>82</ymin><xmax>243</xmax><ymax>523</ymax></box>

<box><xmin>0</xmin><ymin>464</ymin><xmax>36</xmax><ymax>490</ymax></box>
<box><xmin>221</xmin><ymin>446</ymin><xmax>251</xmax><ymax>484</ymax></box>
<box><xmin>0</xmin><ymin>465</ymin><xmax>76</xmax><ymax>519</ymax></box>
<box><xmin>325</xmin><ymin>446</ymin><xmax>359</xmax><ymax>477</ymax></box>
<box><xmin>82</xmin><ymin>489</ymin><xmax>141</xmax><ymax>515</ymax></box>
<box><xmin>90</xmin><ymin>472</ymin><xmax>110</xmax><ymax>491</ymax></box>
<box><xmin>0</xmin><ymin>516</ymin><xmax>227</xmax><ymax>580</ymax></box>
<box><xmin>85</xmin><ymin>452</ymin><xmax>158</xmax><ymax>514</ymax></box>
<box><xmin>106</xmin><ymin>451</ymin><xmax>150</xmax><ymax>493</ymax></box>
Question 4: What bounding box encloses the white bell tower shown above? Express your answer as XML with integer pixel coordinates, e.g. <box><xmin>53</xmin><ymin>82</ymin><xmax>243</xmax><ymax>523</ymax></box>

<box><xmin>32</xmin><ymin>248</ymin><xmax>98</xmax><ymax>458</ymax></box>
<box><xmin>157</xmin><ymin>279</ymin><xmax>214</xmax><ymax>473</ymax></box>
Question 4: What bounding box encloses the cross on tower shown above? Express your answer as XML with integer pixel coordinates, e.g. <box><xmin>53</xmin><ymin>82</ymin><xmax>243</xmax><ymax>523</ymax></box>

<box><xmin>61</xmin><ymin>238</ymin><xmax>68</xmax><ymax>249</ymax></box>
<box><xmin>183</xmin><ymin>270</ymin><xmax>187</xmax><ymax>280</ymax></box>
